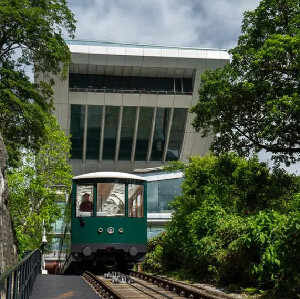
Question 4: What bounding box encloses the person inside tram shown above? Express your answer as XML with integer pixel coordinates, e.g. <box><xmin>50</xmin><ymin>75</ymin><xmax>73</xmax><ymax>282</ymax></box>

<box><xmin>79</xmin><ymin>193</ymin><xmax>93</xmax><ymax>212</ymax></box>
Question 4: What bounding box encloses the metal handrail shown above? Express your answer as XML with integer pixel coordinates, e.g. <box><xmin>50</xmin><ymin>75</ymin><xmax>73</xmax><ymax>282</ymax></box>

<box><xmin>0</xmin><ymin>249</ymin><xmax>41</xmax><ymax>299</ymax></box>
<box><xmin>69</xmin><ymin>87</ymin><xmax>193</xmax><ymax>96</ymax></box>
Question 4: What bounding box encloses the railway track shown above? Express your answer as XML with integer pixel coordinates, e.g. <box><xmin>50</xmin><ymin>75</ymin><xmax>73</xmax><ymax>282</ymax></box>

<box><xmin>82</xmin><ymin>271</ymin><xmax>235</xmax><ymax>299</ymax></box>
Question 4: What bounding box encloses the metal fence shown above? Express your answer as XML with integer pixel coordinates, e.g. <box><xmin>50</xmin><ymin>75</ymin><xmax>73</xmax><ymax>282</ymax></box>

<box><xmin>0</xmin><ymin>249</ymin><xmax>41</xmax><ymax>299</ymax></box>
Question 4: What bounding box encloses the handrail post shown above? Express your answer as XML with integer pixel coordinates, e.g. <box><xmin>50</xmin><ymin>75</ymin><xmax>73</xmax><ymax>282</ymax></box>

<box><xmin>6</xmin><ymin>273</ymin><xmax>12</xmax><ymax>299</ymax></box>
<box><xmin>13</xmin><ymin>270</ymin><xmax>18</xmax><ymax>299</ymax></box>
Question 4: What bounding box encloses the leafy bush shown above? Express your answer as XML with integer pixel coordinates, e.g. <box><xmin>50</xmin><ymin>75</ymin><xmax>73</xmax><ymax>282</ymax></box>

<box><xmin>143</xmin><ymin>234</ymin><xmax>164</xmax><ymax>273</ymax></box>
<box><xmin>153</xmin><ymin>153</ymin><xmax>300</xmax><ymax>296</ymax></box>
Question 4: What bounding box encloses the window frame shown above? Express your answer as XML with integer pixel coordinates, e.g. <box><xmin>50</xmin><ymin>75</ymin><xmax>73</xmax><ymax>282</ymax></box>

<box><xmin>128</xmin><ymin>183</ymin><xmax>144</xmax><ymax>218</ymax></box>
<box><xmin>96</xmin><ymin>182</ymin><xmax>126</xmax><ymax>217</ymax></box>
<box><xmin>74</xmin><ymin>179</ymin><xmax>146</xmax><ymax>218</ymax></box>
<box><xmin>75</xmin><ymin>184</ymin><xmax>95</xmax><ymax>217</ymax></box>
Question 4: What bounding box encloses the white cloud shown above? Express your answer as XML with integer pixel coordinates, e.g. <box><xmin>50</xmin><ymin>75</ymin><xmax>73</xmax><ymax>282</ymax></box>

<box><xmin>68</xmin><ymin>0</ymin><xmax>260</xmax><ymax>49</ymax></box>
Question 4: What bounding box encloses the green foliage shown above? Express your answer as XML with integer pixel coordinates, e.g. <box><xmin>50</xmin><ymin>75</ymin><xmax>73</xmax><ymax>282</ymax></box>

<box><xmin>0</xmin><ymin>62</ymin><xmax>53</xmax><ymax>166</ymax></box>
<box><xmin>230</xmin><ymin>211</ymin><xmax>286</xmax><ymax>288</ymax></box>
<box><xmin>151</xmin><ymin>153</ymin><xmax>300</xmax><ymax>296</ymax></box>
<box><xmin>143</xmin><ymin>235</ymin><xmax>164</xmax><ymax>273</ymax></box>
<box><xmin>191</xmin><ymin>0</ymin><xmax>300</xmax><ymax>165</ymax></box>
<box><xmin>7</xmin><ymin>116</ymin><xmax>72</xmax><ymax>254</ymax></box>
<box><xmin>0</xmin><ymin>0</ymin><xmax>76</xmax><ymax>166</ymax></box>
<box><xmin>164</xmin><ymin>161</ymin><xmax>186</xmax><ymax>172</ymax></box>
<box><xmin>276</xmin><ymin>195</ymin><xmax>300</xmax><ymax>295</ymax></box>
<box><xmin>0</xmin><ymin>0</ymin><xmax>75</xmax><ymax>73</ymax></box>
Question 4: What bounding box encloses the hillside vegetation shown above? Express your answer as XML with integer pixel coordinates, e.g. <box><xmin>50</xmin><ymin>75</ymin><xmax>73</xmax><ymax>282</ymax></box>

<box><xmin>144</xmin><ymin>154</ymin><xmax>300</xmax><ymax>296</ymax></box>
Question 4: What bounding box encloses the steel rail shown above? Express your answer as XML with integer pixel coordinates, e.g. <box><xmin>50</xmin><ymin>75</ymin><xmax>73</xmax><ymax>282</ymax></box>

<box><xmin>82</xmin><ymin>271</ymin><xmax>124</xmax><ymax>299</ymax></box>
<box><xmin>83</xmin><ymin>270</ymin><xmax>234</xmax><ymax>299</ymax></box>
<box><xmin>130</xmin><ymin>270</ymin><xmax>233</xmax><ymax>299</ymax></box>
<box><xmin>84</xmin><ymin>271</ymin><xmax>176</xmax><ymax>299</ymax></box>
<box><xmin>129</xmin><ymin>276</ymin><xmax>175</xmax><ymax>299</ymax></box>
<box><xmin>153</xmin><ymin>273</ymin><xmax>234</xmax><ymax>299</ymax></box>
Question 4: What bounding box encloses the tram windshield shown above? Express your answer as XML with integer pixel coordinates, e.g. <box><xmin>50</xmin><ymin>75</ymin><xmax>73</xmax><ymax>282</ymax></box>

<box><xmin>96</xmin><ymin>183</ymin><xmax>125</xmax><ymax>217</ymax></box>
<box><xmin>75</xmin><ymin>180</ymin><xmax>144</xmax><ymax>218</ymax></box>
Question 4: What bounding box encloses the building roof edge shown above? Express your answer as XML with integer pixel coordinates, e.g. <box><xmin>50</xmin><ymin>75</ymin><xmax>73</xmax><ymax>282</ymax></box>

<box><xmin>65</xmin><ymin>39</ymin><xmax>229</xmax><ymax>52</ymax></box>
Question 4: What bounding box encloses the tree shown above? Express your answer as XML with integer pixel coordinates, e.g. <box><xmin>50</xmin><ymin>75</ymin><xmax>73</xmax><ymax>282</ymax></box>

<box><xmin>0</xmin><ymin>0</ymin><xmax>76</xmax><ymax>166</ymax></box>
<box><xmin>159</xmin><ymin>154</ymin><xmax>300</xmax><ymax>294</ymax></box>
<box><xmin>7</xmin><ymin>116</ymin><xmax>72</xmax><ymax>254</ymax></box>
<box><xmin>191</xmin><ymin>0</ymin><xmax>300</xmax><ymax>165</ymax></box>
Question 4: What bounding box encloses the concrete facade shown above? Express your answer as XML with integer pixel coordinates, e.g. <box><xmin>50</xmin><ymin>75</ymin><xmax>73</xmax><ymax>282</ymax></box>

<box><xmin>42</xmin><ymin>40</ymin><xmax>230</xmax><ymax>175</ymax></box>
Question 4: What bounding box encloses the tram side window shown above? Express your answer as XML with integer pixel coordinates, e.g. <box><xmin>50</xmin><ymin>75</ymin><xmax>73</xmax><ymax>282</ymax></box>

<box><xmin>97</xmin><ymin>183</ymin><xmax>125</xmax><ymax>217</ymax></box>
<box><xmin>128</xmin><ymin>184</ymin><xmax>144</xmax><ymax>218</ymax></box>
<box><xmin>76</xmin><ymin>185</ymin><xmax>94</xmax><ymax>217</ymax></box>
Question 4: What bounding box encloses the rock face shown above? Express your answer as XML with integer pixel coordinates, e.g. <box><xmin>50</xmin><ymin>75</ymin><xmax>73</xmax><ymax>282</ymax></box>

<box><xmin>0</xmin><ymin>133</ymin><xmax>18</xmax><ymax>273</ymax></box>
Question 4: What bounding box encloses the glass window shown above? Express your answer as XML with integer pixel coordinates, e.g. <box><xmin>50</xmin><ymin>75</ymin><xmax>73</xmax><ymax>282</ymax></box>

<box><xmin>86</xmin><ymin>105</ymin><xmax>102</xmax><ymax>159</ymax></box>
<box><xmin>69</xmin><ymin>73</ymin><xmax>192</xmax><ymax>94</ymax></box>
<box><xmin>50</xmin><ymin>236</ymin><xmax>61</xmax><ymax>251</ymax></box>
<box><xmin>166</xmin><ymin>108</ymin><xmax>188</xmax><ymax>161</ymax></box>
<box><xmin>70</xmin><ymin>105</ymin><xmax>85</xmax><ymax>159</ymax></box>
<box><xmin>77</xmin><ymin>74</ymin><xmax>89</xmax><ymax>88</ymax></box>
<box><xmin>112</xmin><ymin>76</ymin><xmax>121</xmax><ymax>89</ymax></box>
<box><xmin>128</xmin><ymin>184</ymin><xmax>144</xmax><ymax>218</ymax></box>
<box><xmin>157</xmin><ymin>178</ymin><xmax>183</xmax><ymax>212</ymax></box>
<box><xmin>146</xmin><ymin>177</ymin><xmax>183</xmax><ymax>213</ymax></box>
<box><xmin>151</xmin><ymin>108</ymin><xmax>170</xmax><ymax>161</ymax></box>
<box><xmin>175</xmin><ymin>78</ymin><xmax>182</xmax><ymax>92</ymax></box>
<box><xmin>103</xmin><ymin>106</ymin><xmax>120</xmax><ymax>160</ymax></box>
<box><xmin>88</xmin><ymin>74</ymin><xmax>97</xmax><ymax>88</ymax></box>
<box><xmin>162</xmin><ymin>78</ymin><xmax>174</xmax><ymax>92</ymax></box>
<box><xmin>147</xmin><ymin>181</ymin><xmax>158</xmax><ymax>213</ymax></box>
<box><xmin>135</xmin><ymin>107</ymin><xmax>153</xmax><ymax>161</ymax></box>
<box><xmin>147</xmin><ymin>227</ymin><xmax>165</xmax><ymax>239</ymax></box>
<box><xmin>183</xmin><ymin>78</ymin><xmax>192</xmax><ymax>92</ymax></box>
<box><xmin>97</xmin><ymin>183</ymin><xmax>125</xmax><ymax>216</ymax></box>
<box><xmin>122</xmin><ymin>76</ymin><xmax>131</xmax><ymax>90</ymax></box>
<box><xmin>76</xmin><ymin>185</ymin><xmax>94</xmax><ymax>217</ymax></box>
<box><xmin>69</xmin><ymin>73</ymin><xmax>78</xmax><ymax>88</ymax></box>
<box><xmin>119</xmin><ymin>106</ymin><xmax>137</xmax><ymax>160</ymax></box>
<box><xmin>52</xmin><ymin>219</ymin><xmax>63</xmax><ymax>233</ymax></box>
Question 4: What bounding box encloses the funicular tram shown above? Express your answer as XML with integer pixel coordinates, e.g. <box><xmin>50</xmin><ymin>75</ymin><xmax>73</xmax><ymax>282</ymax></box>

<box><xmin>58</xmin><ymin>172</ymin><xmax>147</xmax><ymax>273</ymax></box>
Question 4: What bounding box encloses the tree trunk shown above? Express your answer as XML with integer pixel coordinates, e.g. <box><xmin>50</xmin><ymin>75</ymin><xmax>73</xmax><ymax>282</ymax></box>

<box><xmin>0</xmin><ymin>132</ymin><xmax>18</xmax><ymax>273</ymax></box>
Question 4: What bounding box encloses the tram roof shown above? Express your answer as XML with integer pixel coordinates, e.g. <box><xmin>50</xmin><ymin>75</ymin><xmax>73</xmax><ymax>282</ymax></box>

<box><xmin>73</xmin><ymin>171</ymin><xmax>147</xmax><ymax>181</ymax></box>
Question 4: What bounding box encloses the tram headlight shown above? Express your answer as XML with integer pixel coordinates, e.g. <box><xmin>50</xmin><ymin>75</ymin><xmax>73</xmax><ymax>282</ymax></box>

<box><xmin>129</xmin><ymin>246</ymin><xmax>138</xmax><ymax>256</ymax></box>
<box><xmin>98</xmin><ymin>228</ymin><xmax>103</xmax><ymax>234</ymax></box>
<box><xmin>82</xmin><ymin>246</ymin><xmax>92</xmax><ymax>257</ymax></box>
<box><xmin>107</xmin><ymin>227</ymin><xmax>114</xmax><ymax>234</ymax></box>
<box><xmin>118</xmin><ymin>228</ymin><xmax>123</xmax><ymax>234</ymax></box>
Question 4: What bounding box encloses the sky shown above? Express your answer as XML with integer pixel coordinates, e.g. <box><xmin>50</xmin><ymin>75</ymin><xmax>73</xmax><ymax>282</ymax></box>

<box><xmin>67</xmin><ymin>0</ymin><xmax>260</xmax><ymax>50</ymax></box>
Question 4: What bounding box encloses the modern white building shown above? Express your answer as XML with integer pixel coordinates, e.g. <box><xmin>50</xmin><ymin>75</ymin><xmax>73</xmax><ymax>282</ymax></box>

<box><xmin>38</xmin><ymin>41</ymin><xmax>229</xmax><ymax>270</ymax></box>
<box><xmin>44</xmin><ymin>40</ymin><xmax>229</xmax><ymax>175</ymax></box>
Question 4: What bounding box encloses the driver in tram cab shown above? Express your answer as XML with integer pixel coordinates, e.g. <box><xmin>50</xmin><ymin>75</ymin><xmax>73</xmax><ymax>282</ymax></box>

<box><xmin>79</xmin><ymin>193</ymin><xmax>93</xmax><ymax>212</ymax></box>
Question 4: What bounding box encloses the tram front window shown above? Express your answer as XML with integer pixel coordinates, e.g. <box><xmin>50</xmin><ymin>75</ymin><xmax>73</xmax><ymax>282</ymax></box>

<box><xmin>128</xmin><ymin>184</ymin><xmax>144</xmax><ymax>218</ymax></box>
<box><xmin>76</xmin><ymin>185</ymin><xmax>94</xmax><ymax>217</ymax></box>
<box><xmin>97</xmin><ymin>183</ymin><xmax>125</xmax><ymax>216</ymax></box>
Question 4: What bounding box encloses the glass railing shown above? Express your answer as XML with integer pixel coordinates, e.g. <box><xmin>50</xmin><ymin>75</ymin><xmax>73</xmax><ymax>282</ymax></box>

<box><xmin>69</xmin><ymin>87</ymin><xmax>192</xmax><ymax>95</ymax></box>
<box><xmin>65</xmin><ymin>39</ymin><xmax>228</xmax><ymax>52</ymax></box>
